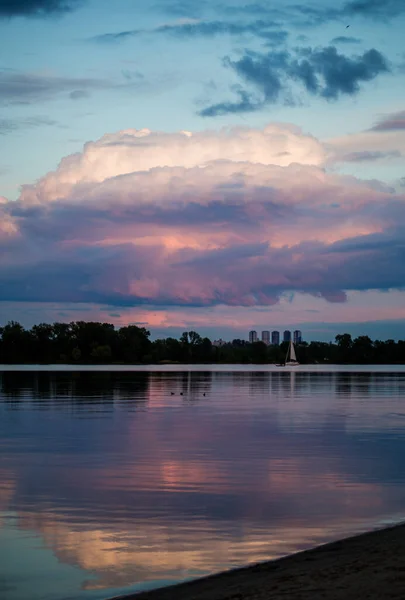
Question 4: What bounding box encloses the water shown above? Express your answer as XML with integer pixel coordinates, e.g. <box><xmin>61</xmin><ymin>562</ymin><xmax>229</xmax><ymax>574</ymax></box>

<box><xmin>1</xmin><ymin>367</ymin><xmax>405</xmax><ymax>600</ymax></box>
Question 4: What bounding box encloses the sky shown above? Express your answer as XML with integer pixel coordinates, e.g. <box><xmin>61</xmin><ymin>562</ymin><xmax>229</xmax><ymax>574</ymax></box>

<box><xmin>0</xmin><ymin>0</ymin><xmax>405</xmax><ymax>341</ymax></box>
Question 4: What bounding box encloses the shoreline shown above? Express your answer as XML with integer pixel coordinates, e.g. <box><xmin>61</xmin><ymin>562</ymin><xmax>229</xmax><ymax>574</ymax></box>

<box><xmin>3</xmin><ymin>363</ymin><xmax>405</xmax><ymax>371</ymax></box>
<box><xmin>108</xmin><ymin>522</ymin><xmax>405</xmax><ymax>600</ymax></box>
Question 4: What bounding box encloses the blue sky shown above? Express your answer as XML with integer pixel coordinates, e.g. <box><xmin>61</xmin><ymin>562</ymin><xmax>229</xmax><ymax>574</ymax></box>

<box><xmin>0</xmin><ymin>0</ymin><xmax>405</xmax><ymax>340</ymax></box>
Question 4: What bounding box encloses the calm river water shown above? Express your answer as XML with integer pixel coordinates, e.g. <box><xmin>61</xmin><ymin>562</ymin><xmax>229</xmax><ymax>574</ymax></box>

<box><xmin>2</xmin><ymin>366</ymin><xmax>405</xmax><ymax>600</ymax></box>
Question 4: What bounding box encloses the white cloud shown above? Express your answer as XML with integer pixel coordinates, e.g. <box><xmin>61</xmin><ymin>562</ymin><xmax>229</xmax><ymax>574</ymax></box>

<box><xmin>19</xmin><ymin>123</ymin><xmax>326</xmax><ymax>204</ymax></box>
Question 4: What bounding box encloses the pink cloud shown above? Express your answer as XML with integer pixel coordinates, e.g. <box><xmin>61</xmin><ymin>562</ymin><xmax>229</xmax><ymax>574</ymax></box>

<box><xmin>1</xmin><ymin>123</ymin><xmax>405</xmax><ymax>323</ymax></box>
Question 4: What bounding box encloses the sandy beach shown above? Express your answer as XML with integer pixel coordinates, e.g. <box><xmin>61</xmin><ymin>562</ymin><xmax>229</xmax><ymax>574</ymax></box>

<box><xmin>110</xmin><ymin>523</ymin><xmax>405</xmax><ymax>600</ymax></box>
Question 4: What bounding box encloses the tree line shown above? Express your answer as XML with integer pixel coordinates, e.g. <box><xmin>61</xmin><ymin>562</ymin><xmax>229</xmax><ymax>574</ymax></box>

<box><xmin>1</xmin><ymin>321</ymin><xmax>405</xmax><ymax>364</ymax></box>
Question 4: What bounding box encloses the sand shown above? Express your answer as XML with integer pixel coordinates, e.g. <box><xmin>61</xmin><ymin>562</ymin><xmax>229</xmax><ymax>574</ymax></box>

<box><xmin>109</xmin><ymin>523</ymin><xmax>405</xmax><ymax>600</ymax></box>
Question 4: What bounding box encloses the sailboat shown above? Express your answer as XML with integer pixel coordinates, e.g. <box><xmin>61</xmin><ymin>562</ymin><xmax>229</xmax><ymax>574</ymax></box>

<box><xmin>285</xmin><ymin>340</ymin><xmax>299</xmax><ymax>367</ymax></box>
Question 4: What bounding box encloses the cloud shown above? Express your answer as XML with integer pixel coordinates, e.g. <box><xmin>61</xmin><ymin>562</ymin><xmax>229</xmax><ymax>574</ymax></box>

<box><xmin>263</xmin><ymin>0</ymin><xmax>405</xmax><ymax>25</ymax></box>
<box><xmin>0</xmin><ymin>115</ymin><xmax>58</xmax><ymax>134</ymax></box>
<box><xmin>1</xmin><ymin>124</ymin><xmax>405</xmax><ymax>311</ymax></box>
<box><xmin>216</xmin><ymin>2</ymin><xmax>340</xmax><ymax>28</ymax></box>
<box><xmin>207</xmin><ymin>0</ymin><xmax>405</xmax><ymax>29</ymax></box>
<box><xmin>155</xmin><ymin>0</ymin><xmax>210</xmax><ymax>19</ymax></box>
<box><xmin>158</xmin><ymin>0</ymin><xmax>405</xmax><ymax>26</ymax></box>
<box><xmin>339</xmin><ymin>150</ymin><xmax>402</xmax><ymax>162</ymax></box>
<box><xmin>0</xmin><ymin>0</ymin><xmax>82</xmax><ymax>18</ymax></box>
<box><xmin>68</xmin><ymin>89</ymin><xmax>90</xmax><ymax>100</ymax></box>
<box><xmin>121</xmin><ymin>69</ymin><xmax>144</xmax><ymax>81</ymax></box>
<box><xmin>0</xmin><ymin>70</ymin><xmax>108</xmax><ymax>105</ymax></box>
<box><xmin>331</xmin><ymin>36</ymin><xmax>362</xmax><ymax>44</ymax></box>
<box><xmin>198</xmin><ymin>88</ymin><xmax>262</xmax><ymax>117</ymax></box>
<box><xmin>327</xmin><ymin>120</ymin><xmax>405</xmax><ymax>166</ymax></box>
<box><xmin>0</xmin><ymin>69</ymin><xmax>151</xmax><ymax>105</ymax></box>
<box><xmin>93</xmin><ymin>18</ymin><xmax>288</xmax><ymax>45</ymax></box>
<box><xmin>343</xmin><ymin>0</ymin><xmax>405</xmax><ymax>18</ymax></box>
<box><xmin>18</xmin><ymin>123</ymin><xmax>325</xmax><ymax>203</ymax></box>
<box><xmin>369</xmin><ymin>110</ymin><xmax>405</xmax><ymax>132</ymax></box>
<box><xmin>200</xmin><ymin>46</ymin><xmax>390</xmax><ymax>116</ymax></box>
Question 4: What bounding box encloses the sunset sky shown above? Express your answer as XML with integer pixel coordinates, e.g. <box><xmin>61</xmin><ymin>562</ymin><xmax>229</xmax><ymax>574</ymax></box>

<box><xmin>1</xmin><ymin>0</ymin><xmax>405</xmax><ymax>340</ymax></box>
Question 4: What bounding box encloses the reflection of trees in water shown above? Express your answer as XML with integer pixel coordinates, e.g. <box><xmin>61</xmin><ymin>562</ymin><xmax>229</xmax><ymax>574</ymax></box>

<box><xmin>0</xmin><ymin>372</ymin><xmax>150</xmax><ymax>410</ymax></box>
<box><xmin>0</xmin><ymin>371</ymin><xmax>216</xmax><ymax>410</ymax></box>
<box><xmin>2</xmin><ymin>371</ymin><xmax>405</xmax><ymax>412</ymax></box>
<box><xmin>248</xmin><ymin>372</ymin><xmax>270</xmax><ymax>395</ymax></box>
<box><xmin>146</xmin><ymin>371</ymin><xmax>213</xmax><ymax>401</ymax></box>
<box><xmin>215</xmin><ymin>371</ymin><xmax>405</xmax><ymax>400</ymax></box>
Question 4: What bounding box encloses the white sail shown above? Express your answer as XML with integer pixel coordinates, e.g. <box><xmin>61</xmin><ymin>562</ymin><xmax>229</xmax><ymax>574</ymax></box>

<box><xmin>290</xmin><ymin>341</ymin><xmax>297</xmax><ymax>362</ymax></box>
<box><xmin>285</xmin><ymin>340</ymin><xmax>299</xmax><ymax>365</ymax></box>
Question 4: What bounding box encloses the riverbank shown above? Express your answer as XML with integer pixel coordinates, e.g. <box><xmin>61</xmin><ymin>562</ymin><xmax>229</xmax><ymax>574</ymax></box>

<box><xmin>110</xmin><ymin>522</ymin><xmax>405</xmax><ymax>600</ymax></box>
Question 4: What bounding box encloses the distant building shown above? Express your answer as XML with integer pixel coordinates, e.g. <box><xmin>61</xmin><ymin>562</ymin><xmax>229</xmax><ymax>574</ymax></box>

<box><xmin>261</xmin><ymin>330</ymin><xmax>270</xmax><ymax>345</ymax></box>
<box><xmin>293</xmin><ymin>330</ymin><xmax>302</xmax><ymax>344</ymax></box>
<box><xmin>283</xmin><ymin>330</ymin><xmax>291</xmax><ymax>343</ymax></box>
<box><xmin>213</xmin><ymin>339</ymin><xmax>225</xmax><ymax>347</ymax></box>
<box><xmin>271</xmin><ymin>330</ymin><xmax>280</xmax><ymax>345</ymax></box>
<box><xmin>249</xmin><ymin>330</ymin><xmax>258</xmax><ymax>343</ymax></box>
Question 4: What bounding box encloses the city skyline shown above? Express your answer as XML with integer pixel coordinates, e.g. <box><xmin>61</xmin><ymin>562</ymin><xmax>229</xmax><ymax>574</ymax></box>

<box><xmin>1</xmin><ymin>1</ymin><xmax>405</xmax><ymax>340</ymax></box>
<box><xmin>248</xmin><ymin>329</ymin><xmax>302</xmax><ymax>345</ymax></box>
<box><xmin>1</xmin><ymin>316</ymin><xmax>402</xmax><ymax>344</ymax></box>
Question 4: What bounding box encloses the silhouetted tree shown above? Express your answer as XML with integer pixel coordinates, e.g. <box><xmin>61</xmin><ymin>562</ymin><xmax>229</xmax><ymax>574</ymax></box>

<box><xmin>117</xmin><ymin>325</ymin><xmax>151</xmax><ymax>362</ymax></box>
<box><xmin>2</xmin><ymin>320</ymin><xmax>405</xmax><ymax>364</ymax></box>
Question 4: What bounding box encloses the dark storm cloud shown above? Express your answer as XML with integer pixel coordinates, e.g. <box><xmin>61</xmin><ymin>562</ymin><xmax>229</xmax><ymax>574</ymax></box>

<box><xmin>200</xmin><ymin>46</ymin><xmax>390</xmax><ymax>116</ymax></box>
<box><xmin>369</xmin><ymin>110</ymin><xmax>405</xmax><ymax>132</ymax></box>
<box><xmin>0</xmin><ymin>0</ymin><xmax>82</xmax><ymax>18</ymax></box>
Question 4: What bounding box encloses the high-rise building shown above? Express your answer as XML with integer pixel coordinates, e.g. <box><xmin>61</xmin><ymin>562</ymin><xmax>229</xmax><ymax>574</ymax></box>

<box><xmin>249</xmin><ymin>330</ymin><xmax>258</xmax><ymax>343</ymax></box>
<box><xmin>293</xmin><ymin>330</ymin><xmax>302</xmax><ymax>344</ymax></box>
<box><xmin>283</xmin><ymin>330</ymin><xmax>291</xmax><ymax>343</ymax></box>
<box><xmin>271</xmin><ymin>330</ymin><xmax>280</xmax><ymax>345</ymax></box>
<box><xmin>261</xmin><ymin>330</ymin><xmax>270</xmax><ymax>345</ymax></box>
